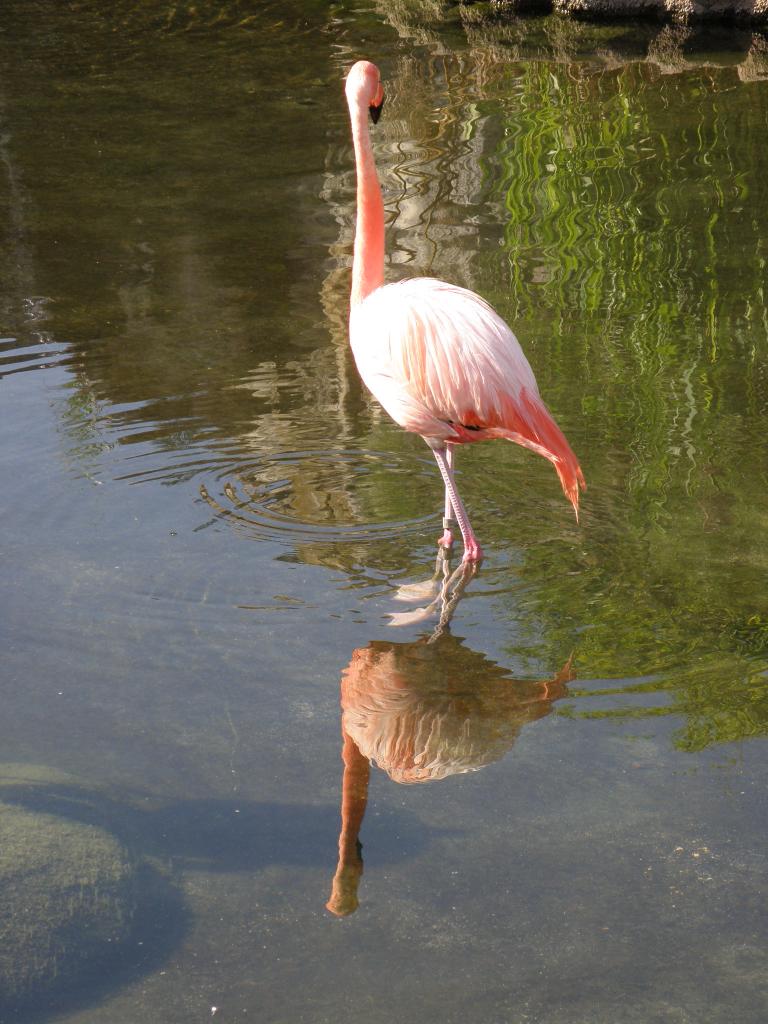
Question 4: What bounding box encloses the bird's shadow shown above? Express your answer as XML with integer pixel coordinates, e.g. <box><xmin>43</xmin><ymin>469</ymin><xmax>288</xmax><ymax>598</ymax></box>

<box><xmin>0</xmin><ymin>784</ymin><xmax>446</xmax><ymax>872</ymax></box>
<box><xmin>0</xmin><ymin>781</ymin><xmax>449</xmax><ymax>1022</ymax></box>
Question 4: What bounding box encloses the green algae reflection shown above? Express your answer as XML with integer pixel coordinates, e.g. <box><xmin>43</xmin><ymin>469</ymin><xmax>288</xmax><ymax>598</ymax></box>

<box><xmin>465</xmin><ymin>53</ymin><xmax>768</xmax><ymax>751</ymax></box>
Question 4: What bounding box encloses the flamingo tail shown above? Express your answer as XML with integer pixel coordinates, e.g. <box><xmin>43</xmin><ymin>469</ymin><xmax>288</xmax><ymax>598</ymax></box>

<box><xmin>488</xmin><ymin>390</ymin><xmax>585</xmax><ymax>520</ymax></box>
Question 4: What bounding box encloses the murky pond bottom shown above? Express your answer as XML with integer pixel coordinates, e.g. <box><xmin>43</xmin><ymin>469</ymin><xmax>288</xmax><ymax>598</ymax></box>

<box><xmin>1</xmin><ymin>2</ymin><xmax>768</xmax><ymax>1021</ymax></box>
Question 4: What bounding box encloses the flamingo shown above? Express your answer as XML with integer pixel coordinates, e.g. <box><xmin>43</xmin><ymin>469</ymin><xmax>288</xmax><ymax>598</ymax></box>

<box><xmin>345</xmin><ymin>60</ymin><xmax>585</xmax><ymax>562</ymax></box>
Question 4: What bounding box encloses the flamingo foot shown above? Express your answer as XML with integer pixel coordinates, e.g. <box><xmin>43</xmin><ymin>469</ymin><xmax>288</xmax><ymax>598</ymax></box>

<box><xmin>438</xmin><ymin>517</ymin><xmax>456</xmax><ymax>549</ymax></box>
<box><xmin>461</xmin><ymin>538</ymin><xmax>484</xmax><ymax>563</ymax></box>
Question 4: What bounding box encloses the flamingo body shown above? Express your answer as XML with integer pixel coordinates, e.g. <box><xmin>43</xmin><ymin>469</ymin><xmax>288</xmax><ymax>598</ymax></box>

<box><xmin>345</xmin><ymin>61</ymin><xmax>584</xmax><ymax>560</ymax></box>
<box><xmin>350</xmin><ymin>276</ymin><xmax>584</xmax><ymax>515</ymax></box>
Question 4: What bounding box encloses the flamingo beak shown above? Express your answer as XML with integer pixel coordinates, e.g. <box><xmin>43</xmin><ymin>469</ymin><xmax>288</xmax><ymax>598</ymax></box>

<box><xmin>369</xmin><ymin>90</ymin><xmax>385</xmax><ymax>124</ymax></box>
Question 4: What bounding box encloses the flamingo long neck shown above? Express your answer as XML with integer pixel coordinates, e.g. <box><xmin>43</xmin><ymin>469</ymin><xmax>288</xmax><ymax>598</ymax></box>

<box><xmin>349</xmin><ymin>99</ymin><xmax>384</xmax><ymax>308</ymax></box>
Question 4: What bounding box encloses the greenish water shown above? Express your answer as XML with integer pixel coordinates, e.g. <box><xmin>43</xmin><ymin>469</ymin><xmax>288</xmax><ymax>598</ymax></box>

<box><xmin>1</xmin><ymin>2</ymin><xmax>768</xmax><ymax>1021</ymax></box>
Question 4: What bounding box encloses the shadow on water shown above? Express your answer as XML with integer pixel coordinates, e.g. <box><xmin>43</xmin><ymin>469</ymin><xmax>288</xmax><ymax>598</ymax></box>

<box><xmin>0</xmin><ymin>780</ymin><xmax>446</xmax><ymax>1020</ymax></box>
<box><xmin>0</xmin><ymin>770</ymin><xmax>453</xmax><ymax>1018</ymax></box>
<box><xmin>0</xmin><ymin>784</ymin><xmax>443</xmax><ymax>877</ymax></box>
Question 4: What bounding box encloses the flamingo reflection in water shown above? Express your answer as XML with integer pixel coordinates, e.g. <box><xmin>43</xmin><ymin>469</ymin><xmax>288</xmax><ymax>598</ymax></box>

<box><xmin>326</xmin><ymin>556</ymin><xmax>572</xmax><ymax>916</ymax></box>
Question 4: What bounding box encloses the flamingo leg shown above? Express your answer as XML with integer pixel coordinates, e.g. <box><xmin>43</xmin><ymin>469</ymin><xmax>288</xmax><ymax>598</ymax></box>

<box><xmin>439</xmin><ymin>444</ymin><xmax>457</xmax><ymax>548</ymax></box>
<box><xmin>431</xmin><ymin>446</ymin><xmax>483</xmax><ymax>562</ymax></box>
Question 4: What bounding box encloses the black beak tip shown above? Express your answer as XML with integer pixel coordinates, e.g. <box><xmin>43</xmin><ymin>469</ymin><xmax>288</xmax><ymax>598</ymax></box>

<box><xmin>369</xmin><ymin>99</ymin><xmax>384</xmax><ymax>125</ymax></box>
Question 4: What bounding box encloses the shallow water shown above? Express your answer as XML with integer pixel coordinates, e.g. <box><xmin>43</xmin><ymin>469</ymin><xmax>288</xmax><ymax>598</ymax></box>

<box><xmin>1</xmin><ymin>2</ymin><xmax>768</xmax><ymax>1021</ymax></box>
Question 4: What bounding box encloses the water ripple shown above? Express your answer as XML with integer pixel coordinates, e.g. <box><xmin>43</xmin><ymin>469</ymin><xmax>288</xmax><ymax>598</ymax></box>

<box><xmin>198</xmin><ymin>448</ymin><xmax>435</xmax><ymax>544</ymax></box>
<box><xmin>0</xmin><ymin>336</ymin><xmax>74</xmax><ymax>378</ymax></box>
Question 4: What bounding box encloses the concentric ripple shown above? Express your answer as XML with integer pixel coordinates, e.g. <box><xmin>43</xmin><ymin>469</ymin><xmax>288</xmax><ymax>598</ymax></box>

<box><xmin>199</xmin><ymin>448</ymin><xmax>436</xmax><ymax>544</ymax></box>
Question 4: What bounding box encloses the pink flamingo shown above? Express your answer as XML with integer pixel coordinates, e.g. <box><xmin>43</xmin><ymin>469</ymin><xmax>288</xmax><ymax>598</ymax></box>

<box><xmin>345</xmin><ymin>61</ymin><xmax>585</xmax><ymax>561</ymax></box>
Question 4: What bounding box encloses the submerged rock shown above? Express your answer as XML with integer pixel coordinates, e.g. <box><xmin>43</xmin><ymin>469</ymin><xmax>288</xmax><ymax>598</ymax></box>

<box><xmin>0</xmin><ymin>800</ymin><xmax>137</xmax><ymax>1012</ymax></box>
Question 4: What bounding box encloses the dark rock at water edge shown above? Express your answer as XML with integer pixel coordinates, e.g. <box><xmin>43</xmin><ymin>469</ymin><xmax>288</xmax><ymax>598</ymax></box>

<box><xmin>383</xmin><ymin>0</ymin><xmax>768</xmax><ymax>31</ymax></box>
<box><xmin>378</xmin><ymin>3</ymin><xmax>768</xmax><ymax>78</ymax></box>
<box><xmin>550</xmin><ymin>0</ymin><xmax>768</xmax><ymax>23</ymax></box>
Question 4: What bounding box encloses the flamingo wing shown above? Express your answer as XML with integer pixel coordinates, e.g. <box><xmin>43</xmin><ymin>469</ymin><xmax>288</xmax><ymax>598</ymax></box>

<box><xmin>350</xmin><ymin>278</ymin><xmax>536</xmax><ymax>435</ymax></box>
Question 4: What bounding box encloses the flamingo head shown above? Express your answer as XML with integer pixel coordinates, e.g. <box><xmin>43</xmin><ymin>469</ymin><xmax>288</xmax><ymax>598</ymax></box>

<box><xmin>346</xmin><ymin>60</ymin><xmax>385</xmax><ymax>123</ymax></box>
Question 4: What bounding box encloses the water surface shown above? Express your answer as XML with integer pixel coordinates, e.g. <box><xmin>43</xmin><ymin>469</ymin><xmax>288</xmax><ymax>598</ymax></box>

<box><xmin>1</xmin><ymin>3</ymin><xmax>768</xmax><ymax>1021</ymax></box>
